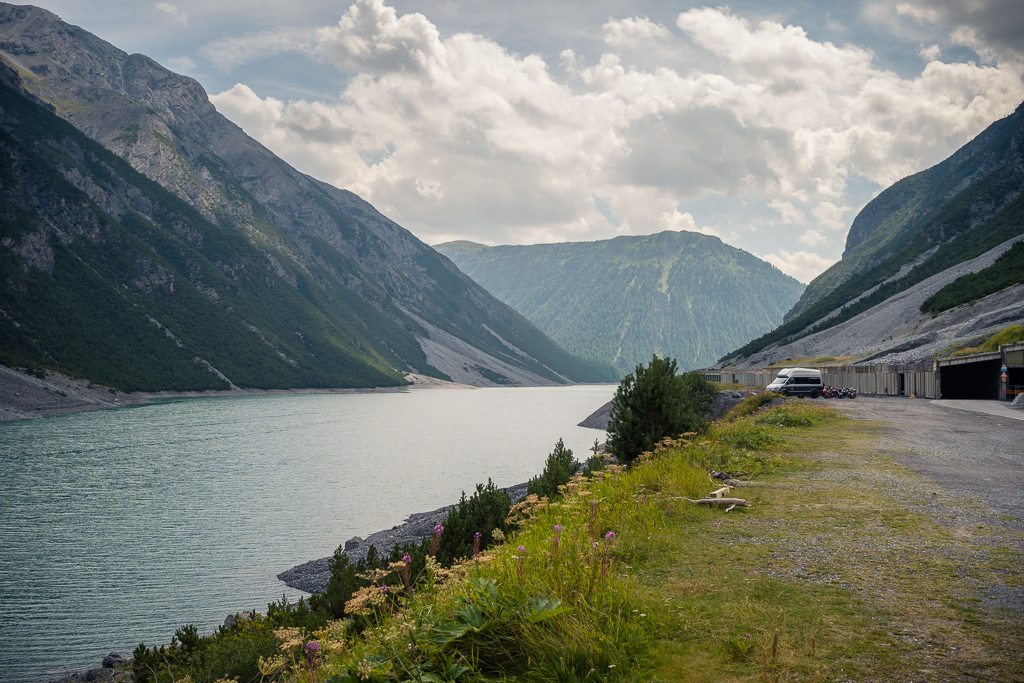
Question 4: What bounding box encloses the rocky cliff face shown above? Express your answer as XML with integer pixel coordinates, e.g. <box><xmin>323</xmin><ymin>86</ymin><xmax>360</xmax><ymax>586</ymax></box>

<box><xmin>0</xmin><ymin>3</ymin><xmax>605</xmax><ymax>389</ymax></box>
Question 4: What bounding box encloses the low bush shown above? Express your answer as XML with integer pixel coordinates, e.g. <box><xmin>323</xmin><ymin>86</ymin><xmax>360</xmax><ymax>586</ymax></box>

<box><xmin>526</xmin><ymin>438</ymin><xmax>578</xmax><ymax>499</ymax></box>
<box><xmin>131</xmin><ymin>597</ymin><xmax>327</xmax><ymax>683</ymax></box>
<box><xmin>436</xmin><ymin>479</ymin><xmax>513</xmax><ymax>565</ymax></box>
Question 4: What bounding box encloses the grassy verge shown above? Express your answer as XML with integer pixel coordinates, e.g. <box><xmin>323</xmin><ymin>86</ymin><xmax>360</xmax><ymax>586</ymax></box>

<box><xmin>127</xmin><ymin>403</ymin><xmax>1023</xmax><ymax>682</ymax></box>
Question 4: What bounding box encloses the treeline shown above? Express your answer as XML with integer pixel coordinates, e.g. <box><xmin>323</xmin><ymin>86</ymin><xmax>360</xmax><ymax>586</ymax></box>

<box><xmin>920</xmin><ymin>240</ymin><xmax>1024</xmax><ymax>314</ymax></box>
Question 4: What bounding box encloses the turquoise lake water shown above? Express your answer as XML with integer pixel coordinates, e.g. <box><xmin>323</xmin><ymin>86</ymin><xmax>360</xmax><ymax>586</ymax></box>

<box><xmin>0</xmin><ymin>384</ymin><xmax>614</xmax><ymax>681</ymax></box>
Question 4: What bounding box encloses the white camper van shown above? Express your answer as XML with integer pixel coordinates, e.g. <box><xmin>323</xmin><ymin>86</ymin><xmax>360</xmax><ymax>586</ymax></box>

<box><xmin>766</xmin><ymin>368</ymin><xmax>823</xmax><ymax>398</ymax></box>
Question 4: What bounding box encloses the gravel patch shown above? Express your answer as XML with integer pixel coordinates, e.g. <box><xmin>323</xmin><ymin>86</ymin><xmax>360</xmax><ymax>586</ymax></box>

<box><xmin>733</xmin><ymin>235</ymin><xmax>1024</xmax><ymax>369</ymax></box>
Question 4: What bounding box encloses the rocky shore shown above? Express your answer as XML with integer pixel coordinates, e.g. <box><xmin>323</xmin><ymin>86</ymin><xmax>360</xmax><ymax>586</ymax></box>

<box><xmin>0</xmin><ymin>369</ymin><xmax>472</xmax><ymax>422</ymax></box>
<box><xmin>278</xmin><ymin>482</ymin><xmax>531</xmax><ymax>594</ymax></box>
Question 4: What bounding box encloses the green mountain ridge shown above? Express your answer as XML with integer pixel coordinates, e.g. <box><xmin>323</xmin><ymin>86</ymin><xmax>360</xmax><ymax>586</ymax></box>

<box><xmin>435</xmin><ymin>231</ymin><xmax>804</xmax><ymax>376</ymax></box>
<box><xmin>0</xmin><ymin>3</ymin><xmax>607</xmax><ymax>390</ymax></box>
<box><xmin>726</xmin><ymin>101</ymin><xmax>1024</xmax><ymax>364</ymax></box>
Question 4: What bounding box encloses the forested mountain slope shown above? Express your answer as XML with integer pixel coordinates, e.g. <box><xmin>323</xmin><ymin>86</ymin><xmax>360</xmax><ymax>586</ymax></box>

<box><xmin>788</xmin><ymin>102</ymin><xmax>1024</xmax><ymax>321</ymax></box>
<box><xmin>0</xmin><ymin>3</ymin><xmax>608</xmax><ymax>390</ymax></box>
<box><xmin>723</xmin><ymin>102</ymin><xmax>1024</xmax><ymax>368</ymax></box>
<box><xmin>436</xmin><ymin>231</ymin><xmax>803</xmax><ymax>375</ymax></box>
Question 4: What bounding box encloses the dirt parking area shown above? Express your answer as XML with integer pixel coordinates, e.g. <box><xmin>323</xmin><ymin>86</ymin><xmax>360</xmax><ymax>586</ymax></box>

<box><xmin>827</xmin><ymin>397</ymin><xmax>1024</xmax><ymax>529</ymax></box>
<box><xmin>820</xmin><ymin>396</ymin><xmax>1024</xmax><ymax>621</ymax></box>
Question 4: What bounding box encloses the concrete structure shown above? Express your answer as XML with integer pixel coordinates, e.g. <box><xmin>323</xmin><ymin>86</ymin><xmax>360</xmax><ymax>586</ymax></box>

<box><xmin>707</xmin><ymin>340</ymin><xmax>1024</xmax><ymax>401</ymax></box>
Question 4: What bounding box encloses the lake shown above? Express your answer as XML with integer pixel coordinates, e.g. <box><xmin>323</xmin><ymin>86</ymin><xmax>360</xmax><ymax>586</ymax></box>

<box><xmin>0</xmin><ymin>384</ymin><xmax>614</xmax><ymax>681</ymax></box>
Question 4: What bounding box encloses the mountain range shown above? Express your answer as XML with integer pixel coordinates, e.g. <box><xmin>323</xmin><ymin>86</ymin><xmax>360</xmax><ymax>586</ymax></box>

<box><xmin>723</xmin><ymin>102</ymin><xmax>1024</xmax><ymax>368</ymax></box>
<box><xmin>436</xmin><ymin>232</ymin><xmax>803</xmax><ymax>375</ymax></box>
<box><xmin>0</xmin><ymin>3</ymin><xmax>611</xmax><ymax>391</ymax></box>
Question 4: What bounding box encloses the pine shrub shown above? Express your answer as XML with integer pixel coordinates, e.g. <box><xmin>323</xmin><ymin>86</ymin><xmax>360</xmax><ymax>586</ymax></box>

<box><xmin>527</xmin><ymin>438</ymin><xmax>578</xmax><ymax>499</ymax></box>
<box><xmin>607</xmin><ymin>356</ymin><xmax>716</xmax><ymax>463</ymax></box>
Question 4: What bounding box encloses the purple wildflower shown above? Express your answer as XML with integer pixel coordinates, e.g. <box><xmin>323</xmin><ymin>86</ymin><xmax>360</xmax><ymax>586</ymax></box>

<box><xmin>553</xmin><ymin>524</ymin><xmax>563</xmax><ymax>534</ymax></box>
<box><xmin>402</xmin><ymin>554</ymin><xmax>411</xmax><ymax>563</ymax></box>
<box><xmin>430</xmin><ymin>524</ymin><xmax>444</xmax><ymax>557</ymax></box>
<box><xmin>605</xmin><ymin>531</ymin><xmax>616</xmax><ymax>541</ymax></box>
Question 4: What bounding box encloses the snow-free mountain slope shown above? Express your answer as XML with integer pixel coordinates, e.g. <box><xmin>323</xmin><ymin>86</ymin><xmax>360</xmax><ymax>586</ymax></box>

<box><xmin>0</xmin><ymin>3</ymin><xmax>607</xmax><ymax>388</ymax></box>
<box><xmin>437</xmin><ymin>231</ymin><xmax>804</xmax><ymax>375</ymax></box>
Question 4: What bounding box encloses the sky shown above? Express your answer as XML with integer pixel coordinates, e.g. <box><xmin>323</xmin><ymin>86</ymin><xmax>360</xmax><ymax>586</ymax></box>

<box><xmin>22</xmin><ymin>0</ymin><xmax>1024</xmax><ymax>282</ymax></box>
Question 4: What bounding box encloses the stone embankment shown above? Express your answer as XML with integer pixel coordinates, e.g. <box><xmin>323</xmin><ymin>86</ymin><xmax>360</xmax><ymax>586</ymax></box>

<box><xmin>278</xmin><ymin>483</ymin><xmax>530</xmax><ymax>594</ymax></box>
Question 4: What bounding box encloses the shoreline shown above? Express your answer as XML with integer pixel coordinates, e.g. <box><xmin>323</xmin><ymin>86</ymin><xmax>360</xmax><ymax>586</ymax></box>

<box><xmin>0</xmin><ymin>369</ymin><xmax>478</xmax><ymax>423</ymax></box>
<box><xmin>277</xmin><ymin>481</ymin><xmax>532</xmax><ymax>594</ymax></box>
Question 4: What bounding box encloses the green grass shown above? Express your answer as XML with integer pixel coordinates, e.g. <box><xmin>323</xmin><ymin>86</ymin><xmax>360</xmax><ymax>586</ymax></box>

<box><xmin>948</xmin><ymin>324</ymin><xmax>1024</xmax><ymax>357</ymax></box>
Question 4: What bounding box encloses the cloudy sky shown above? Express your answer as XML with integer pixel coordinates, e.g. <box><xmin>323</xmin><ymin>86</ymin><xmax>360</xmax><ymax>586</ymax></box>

<box><xmin>26</xmin><ymin>0</ymin><xmax>1024</xmax><ymax>282</ymax></box>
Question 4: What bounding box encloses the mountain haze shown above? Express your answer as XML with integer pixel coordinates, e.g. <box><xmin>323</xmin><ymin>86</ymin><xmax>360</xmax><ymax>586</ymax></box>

<box><xmin>436</xmin><ymin>231</ymin><xmax>803</xmax><ymax>375</ymax></box>
<box><xmin>0</xmin><ymin>3</ymin><xmax>607</xmax><ymax>390</ymax></box>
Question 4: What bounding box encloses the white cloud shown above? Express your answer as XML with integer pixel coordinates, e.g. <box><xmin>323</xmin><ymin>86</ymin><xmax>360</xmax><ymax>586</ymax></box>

<box><xmin>811</xmin><ymin>201</ymin><xmax>852</xmax><ymax>232</ymax></box>
<box><xmin>896</xmin><ymin>0</ymin><xmax>1024</xmax><ymax>57</ymax></box>
<box><xmin>760</xmin><ymin>249</ymin><xmax>838</xmax><ymax>283</ymax></box>
<box><xmin>768</xmin><ymin>199</ymin><xmax>805</xmax><ymax>225</ymax></box>
<box><xmin>154</xmin><ymin>2</ymin><xmax>188</xmax><ymax>26</ymax></box>
<box><xmin>208</xmin><ymin>0</ymin><xmax>1024</xmax><ymax>253</ymax></box>
<box><xmin>603</xmin><ymin>17</ymin><xmax>671</xmax><ymax>47</ymax></box>
<box><xmin>798</xmin><ymin>229</ymin><xmax>827</xmax><ymax>247</ymax></box>
<box><xmin>202</xmin><ymin>28</ymin><xmax>313</xmax><ymax>71</ymax></box>
<box><xmin>919</xmin><ymin>43</ymin><xmax>942</xmax><ymax>61</ymax></box>
<box><xmin>162</xmin><ymin>56</ymin><xmax>197</xmax><ymax>75</ymax></box>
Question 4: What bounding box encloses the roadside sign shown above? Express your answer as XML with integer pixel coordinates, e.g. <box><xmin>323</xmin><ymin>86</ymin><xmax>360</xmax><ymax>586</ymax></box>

<box><xmin>1002</xmin><ymin>372</ymin><xmax>1009</xmax><ymax>383</ymax></box>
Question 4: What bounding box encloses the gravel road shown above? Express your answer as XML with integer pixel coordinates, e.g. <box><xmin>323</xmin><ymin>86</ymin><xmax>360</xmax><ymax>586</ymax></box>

<box><xmin>828</xmin><ymin>397</ymin><xmax>1024</xmax><ymax>527</ymax></box>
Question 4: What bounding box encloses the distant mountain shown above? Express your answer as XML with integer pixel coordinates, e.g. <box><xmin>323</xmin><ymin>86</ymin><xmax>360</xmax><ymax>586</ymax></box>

<box><xmin>0</xmin><ymin>3</ymin><xmax>607</xmax><ymax>390</ymax></box>
<box><xmin>436</xmin><ymin>231</ymin><xmax>804</xmax><ymax>375</ymax></box>
<box><xmin>723</xmin><ymin>102</ymin><xmax>1024</xmax><ymax>368</ymax></box>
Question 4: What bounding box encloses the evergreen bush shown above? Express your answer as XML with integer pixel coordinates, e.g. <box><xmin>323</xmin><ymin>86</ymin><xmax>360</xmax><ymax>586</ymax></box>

<box><xmin>526</xmin><ymin>438</ymin><xmax>578</xmax><ymax>499</ymax></box>
<box><xmin>436</xmin><ymin>479</ymin><xmax>513</xmax><ymax>565</ymax></box>
<box><xmin>606</xmin><ymin>355</ymin><xmax>716</xmax><ymax>463</ymax></box>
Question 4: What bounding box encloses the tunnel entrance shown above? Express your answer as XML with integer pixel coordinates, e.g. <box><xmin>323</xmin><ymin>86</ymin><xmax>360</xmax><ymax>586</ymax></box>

<box><xmin>939</xmin><ymin>357</ymin><xmax>1002</xmax><ymax>399</ymax></box>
